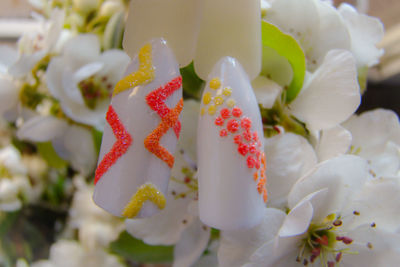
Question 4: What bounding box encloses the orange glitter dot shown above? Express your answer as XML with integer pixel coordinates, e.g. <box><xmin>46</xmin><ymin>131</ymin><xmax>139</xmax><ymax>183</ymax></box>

<box><xmin>253</xmin><ymin>172</ymin><xmax>258</xmax><ymax>181</ymax></box>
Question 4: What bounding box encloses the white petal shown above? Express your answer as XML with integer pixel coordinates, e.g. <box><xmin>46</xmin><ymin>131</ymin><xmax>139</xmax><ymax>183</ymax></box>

<box><xmin>125</xmin><ymin>197</ymin><xmax>193</xmax><ymax>245</ymax></box>
<box><xmin>266</xmin><ymin>0</ymin><xmax>319</xmax><ymax>46</ymax></box>
<box><xmin>63</xmin><ymin>34</ymin><xmax>100</xmax><ymax>69</ymax></box>
<box><xmin>123</xmin><ymin>0</ymin><xmax>201</xmax><ymax>67</ymax></box>
<box><xmin>288</xmin><ymin>155</ymin><xmax>370</xmax><ymax>220</ymax></box>
<box><xmin>316</xmin><ymin>125</ymin><xmax>352</xmax><ymax>161</ymax></box>
<box><xmin>343</xmin><ymin>109</ymin><xmax>400</xmax><ymax>157</ymax></box>
<box><xmin>173</xmin><ymin>219</ymin><xmax>210</xmax><ymax>267</ymax></box>
<box><xmin>249</xmin><ymin>236</ymin><xmax>301</xmax><ymax>267</ymax></box>
<box><xmin>279</xmin><ymin>191</ymin><xmax>325</xmax><ymax>237</ymax></box>
<box><xmin>339</xmin><ymin>3</ymin><xmax>384</xmax><ymax>67</ymax></box>
<box><xmin>218</xmin><ymin>208</ymin><xmax>286</xmax><ymax>267</ymax></box>
<box><xmin>98</xmin><ymin>50</ymin><xmax>130</xmax><ymax>85</ymax></box>
<box><xmin>344</xmin><ymin>178</ymin><xmax>400</xmax><ymax>232</ymax></box>
<box><xmin>308</xmin><ymin>1</ymin><xmax>351</xmax><ymax>70</ymax></box>
<box><xmin>61</xmin><ymin>125</ymin><xmax>97</xmax><ymax>175</ymax></box>
<box><xmin>290</xmin><ymin>49</ymin><xmax>360</xmax><ymax>132</ymax></box>
<box><xmin>252</xmin><ymin>76</ymin><xmax>281</xmax><ymax>109</ymax></box>
<box><xmin>8</xmin><ymin>51</ymin><xmax>46</xmax><ymax>77</ymax></box>
<box><xmin>341</xmin><ymin>226</ymin><xmax>400</xmax><ymax>266</ymax></box>
<box><xmin>194</xmin><ymin>0</ymin><xmax>261</xmax><ymax>80</ymax></box>
<box><xmin>368</xmin><ymin>142</ymin><xmax>400</xmax><ymax>178</ymax></box>
<box><xmin>17</xmin><ymin>116</ymin><xmax>68</xmax><ymax>142</ymax></box>
<box><xmin>0</xmin><ymin>78</ymin><xmax>19</xmax><ymax>114</ymax></box>
<box><xmin>265</xmin><ymin>133</ymin><xmax>317</xmax><ymax>208</ymax></box>
<box><xmin>0</xmin><ymin>45</ymin><xmax>18</xmax><ymax>72</ymax></box>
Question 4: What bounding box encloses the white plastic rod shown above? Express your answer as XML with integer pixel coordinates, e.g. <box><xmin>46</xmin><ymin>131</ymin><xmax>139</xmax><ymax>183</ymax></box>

<box><xmin>197</xmin><ymin>57</ymin><xmax>267</xmax><ymax>230</ymax></box>
<box><xmin>93</xmin><ymin>38</ymin><xmax>183</xmax><ymax>219</ymax></box>
<box><xmin>194</xmin><ymin>0</ymin><xmax>262</xmax><ymax>81</ymax></box>
<box><xmin>123</xmin><ymin>0</ymin><xmax>202</xmax><ymax>68</ymax></box>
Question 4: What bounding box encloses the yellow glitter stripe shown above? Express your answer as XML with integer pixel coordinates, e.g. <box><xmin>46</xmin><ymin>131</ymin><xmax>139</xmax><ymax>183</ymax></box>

<box><xmin>122</xmin><ymin>183</ymin><xmax>166</xmax><ymax>218</ymax></box>
<box><xmin>112</xmin><ymin>43</ymin><xmax>155</xmax><ymax>97</ymax></box>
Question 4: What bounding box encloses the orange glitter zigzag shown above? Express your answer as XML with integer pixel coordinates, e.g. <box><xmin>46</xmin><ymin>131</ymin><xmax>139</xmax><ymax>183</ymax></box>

<box><xmin>146</xmin><ymin>77</ymin><xmax>182</xmax><ymax>138</ymax></box>
<box><xmin>112</xmin><ymin>43</ymin><xmax>154</xmax><ymax>97</ymax></box>
<box><xmin>144</xmin><ymin>98</ymin><xmax>183</xmax><ymax>168</ymax></box>
<box><xmin>94</xmin><ymin>105</ymin><xmax>133</xmax><ymax>185</ymax></box>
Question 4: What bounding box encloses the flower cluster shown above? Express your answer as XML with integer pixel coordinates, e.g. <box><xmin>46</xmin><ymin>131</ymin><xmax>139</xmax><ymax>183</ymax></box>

<box><xmin>0</xmin><ymin>0</ymin><xmax>399</xmax><ymax>267</ymax></box>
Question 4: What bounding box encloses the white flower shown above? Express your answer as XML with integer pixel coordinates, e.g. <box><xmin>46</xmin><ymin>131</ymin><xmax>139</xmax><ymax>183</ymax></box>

<box><xmin>264</xmin><ymin>0</ymin><xmax>351</xmax><ymax>71</ymax></box>
<box><xmin>314</xmin><ymin>125</ymin><xmax>352</xmax><ymax>162</ymax></box>
<box><xmin>125</xmin><ymin>100</ymin><xmax>210</xmax><ymax>267</ymax></box>
<box><xmin>31</xmin><ymin>240</ymin><xmax>124</xmax><ymax>267</ymax></box>
<box><xmin>219</xmin><ymin>155</ymin><xmax>400</xmax><ymax>266</ymax></box>
<box><xmin>17</xmin><ymin>115</ymin><xmax>97</xmax><ymax>175</ymax></box>
<box><xmin>343</xmin><ymin>109</ymin><xmax>400</xmax><ymax>178</ymax></box>
<box><xmin>264</xmin><ymin>132</ymin><xmax>317</xmax><ymax>208</ymax></box>
<box><xmin>290</xmin><ymin>49</ymin><xmax>360</xmax><ymax>132</ymax></box>
<box><xmin>9</xmin><ymin>9</ymin><xmax>68</xmax><ymax>78</ymax></box>
<box><xmin>338</xmin><ymin>3</ymin><xmax>384</xmax><ymax>68</ymax></box>
<box><xmin>46</xmin><ymin>34</ymin><xmax>130</xmax><ymax>128</ymax></box>
<box><xmin>67</xmin><ymin>176</ymin><xmax>124</xmax><ymax>250</ymax></box>
<box><xmin>0</xmin><ymin>146</ymin><xmax>30</xmax><ymax>211</ymax></box>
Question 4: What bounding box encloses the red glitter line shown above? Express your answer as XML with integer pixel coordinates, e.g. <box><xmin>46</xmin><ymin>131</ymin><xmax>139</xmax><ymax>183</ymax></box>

<box><xmin>94</xmin><ymin>105</ymin><xmax>133</xmax><ymax>185</ymax></box>
<box><xmin>146</xmin><ymin>76</ymin><xmax>182</xmax><ymax>138</ymax></box>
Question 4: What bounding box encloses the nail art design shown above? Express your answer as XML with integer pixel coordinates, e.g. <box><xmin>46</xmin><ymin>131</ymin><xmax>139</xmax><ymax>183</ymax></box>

<box><xmin>197</xmin><ymin>57</ymin><xmax>267</xmax><ymax>230</ymax></box>
<box><xmin>93</xmin><ymin>38</ymin><xmax>183</xmax><ymax>218</ymax></box>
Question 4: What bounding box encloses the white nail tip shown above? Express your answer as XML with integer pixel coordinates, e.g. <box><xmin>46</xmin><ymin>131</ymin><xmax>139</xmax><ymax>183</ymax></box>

<box><xmin>93</xmin><ymin>38</ymin><xmax>183</xmax><ymax>219</ymax></box>
<box><xmin>197</xmin><ymin>57</ymin><xmax>267</xmax><ymax>230</ymax></box>
<box><xmin>123</xmin><ymin>0</ymin><xmax>201</xmax><ymax>67</ymax></box>
<box><xmin>123</xmin><ymin>0</ymin><xmax>261</xmax><ymax>78</ymax></box>
<box><xmin>194</xmin><ymin>0</ymin><xmax>262</xmax><ymax>80</ymax></box>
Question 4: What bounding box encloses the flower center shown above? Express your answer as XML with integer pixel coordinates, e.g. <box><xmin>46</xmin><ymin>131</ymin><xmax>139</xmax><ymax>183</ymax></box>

<box><xmin>296</xmin><ymin>214</ymin><xmax>355</xmax><ymax>266</ymax></box>
<box><xmin>170</xmin><ymin>150</ymin><xmax>198</xmax><ymax>200</ymax></box>
<box><xmin>78</xmin><ymin>75</ymin><xmax>114</xmax><ymax>109</ymax></box>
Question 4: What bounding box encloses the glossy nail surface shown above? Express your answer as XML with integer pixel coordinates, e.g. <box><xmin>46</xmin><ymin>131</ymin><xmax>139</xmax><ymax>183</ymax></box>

<box><xmin>197</xmin><ymin>57</ymin><xmax>267</xmax><ymax>230</ymax></box>
<box><xmin>93</xmin><ymin>38</ymin><xmax>183</xmax><ymax>218</ymax></box>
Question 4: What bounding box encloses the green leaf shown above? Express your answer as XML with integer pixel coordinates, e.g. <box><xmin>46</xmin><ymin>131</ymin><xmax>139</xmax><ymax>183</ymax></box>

<box><xmin>92</xmin><ymin>128</ymin><xmax>103</xmax><ymax>155</ymax></box>
<box><xmin>110</xmin><ymin>231</ymin><xmax>174</xmax><ymax>263</ymax></box>
<box><xmin>261</xmin><ymin>21</ymin><xmax>306</xmax><ymax>103</ymax></box>
<box><xmin>36</xmin><ymin>142</ymin><xmax>67</xmax><ymax>169</ymax></box>
<box><xmin>180</xmin><ymin>62</ymin><xmax>204</xmax><ymax>100</ymax></box>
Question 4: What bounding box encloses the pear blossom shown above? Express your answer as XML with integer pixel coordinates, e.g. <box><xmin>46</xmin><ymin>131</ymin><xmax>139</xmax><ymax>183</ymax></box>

<box><xmin>338</xmin><ymin>3</ymin><xmax>384</xmax><ymax>68</ymax></box>
<box><xmin>9</xmin><ymin>8</ymin><xmax>69</xmax><ymax>78</ymax></box>
<box><xmin>289</xmin><ymin>49</ymin><xmax>360</xmax><ymax>132</ymax></box>
<box><xmin>219</xmin><ymin>155</ymin><xmax>400</xmax><ymax>267</ymax></box>
<box><xmin>46</xmin><ymin>34</ymin><xmax>130</xmax><ymax>128</ymax></box>
<box><xmin>0</xmin><ymin>146</ymin><xmax>30</xmax><ymax>211</ymax></box>
<box><xmin>264</xmin><ymin>0</ymin><xmax>351</xmax><ymax>71</ymax></box>
<box><xmin>264</xmin><ymin>132</ymin><xmax>317</xmax><ymax>208</ymax></box>
<box><xmin>17</xmin><ymin>115</ymin><xmax>97</xmax><ymax>175</ymax></box>
<box><xmin>31</xmin><ymin>239</ymin><xmax>124</xmax><ymax>267</ymax></box>
<box><xmin>125</xmin><ymin>100</ymin><xmax>211</xmax><ymax>267</ymax></box>
<box><xmin>343</xmin><ymin>109</ymin><xmax>400</xmax><ymax>178</ymax></box>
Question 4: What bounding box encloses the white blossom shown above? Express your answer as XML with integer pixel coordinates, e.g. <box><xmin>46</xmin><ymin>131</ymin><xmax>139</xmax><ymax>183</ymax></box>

<box><xmin>46</xmin><ymin>34</ymin><xmax>130</xmax><ymax>128</ymax></box>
